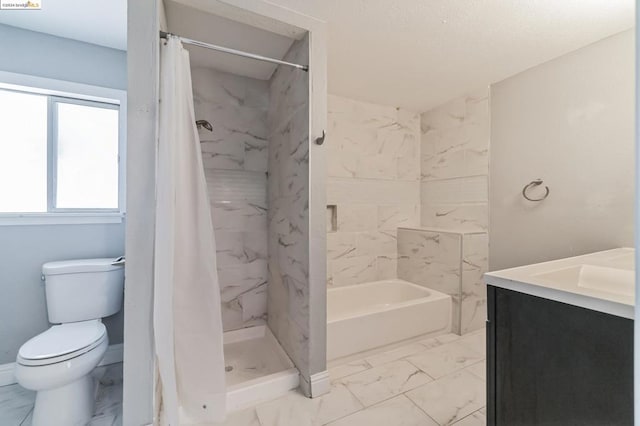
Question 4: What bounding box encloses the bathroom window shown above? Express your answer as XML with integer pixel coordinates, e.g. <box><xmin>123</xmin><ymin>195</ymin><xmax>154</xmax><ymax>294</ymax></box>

<box><xmin>0</xmin><ymin>74</ymin><xmax>125</xmax><ymax>224</ymax></box>
<box><xmin>54</xmin><ymin>100</ymin><xmax>119</xmax><ymax>210</ymax></box>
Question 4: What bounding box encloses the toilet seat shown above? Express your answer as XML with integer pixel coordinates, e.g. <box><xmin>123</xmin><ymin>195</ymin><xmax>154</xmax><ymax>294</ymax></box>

<box><xmin>17</xmin><ymin>320</ymin><xmax>107</xmax><ymax>366</ymax></box>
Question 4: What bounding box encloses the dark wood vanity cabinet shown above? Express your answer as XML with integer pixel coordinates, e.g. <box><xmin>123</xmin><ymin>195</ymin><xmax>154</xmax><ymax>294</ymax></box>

<box><xmin>486</xmin><ymin>286</ymin><xmax>633</xmax><ymax>426</ymax></box>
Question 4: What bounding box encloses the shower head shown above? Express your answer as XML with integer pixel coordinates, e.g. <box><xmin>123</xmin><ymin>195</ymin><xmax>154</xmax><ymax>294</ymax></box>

<box><xmin>196</xmin><ymin>119</ymin><xmax>213</xmax><ymax>132</ymax></box>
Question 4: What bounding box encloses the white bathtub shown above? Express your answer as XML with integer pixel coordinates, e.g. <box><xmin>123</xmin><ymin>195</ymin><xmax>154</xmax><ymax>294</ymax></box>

<box><xmin>327</xmin><ymin>279</ymin><xmax>452</xmax><ymax>360</ymax></box>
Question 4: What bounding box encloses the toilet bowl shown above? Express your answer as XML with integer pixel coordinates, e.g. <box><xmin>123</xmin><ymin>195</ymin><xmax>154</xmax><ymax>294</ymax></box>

<box><xmin>14</xmin><ymin>258</ymin><xmax>124</xmax><ymax>426</ymax></box>
<box><xmin>15</xmin><ymin>320</ymin><xmax>109</xmax><ymax>426</ymax></box>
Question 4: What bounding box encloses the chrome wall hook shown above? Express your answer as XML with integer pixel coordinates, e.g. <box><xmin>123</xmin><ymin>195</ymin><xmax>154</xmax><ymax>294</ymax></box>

<box><xmin>522</xmin><ymin>179</ymin><xmax>550</xmax><ymax>202</ymax></box>
<box><xmin>196</xmin><ymin>120</ymin><xmax>213</xmax><ymax>132</ymax></box>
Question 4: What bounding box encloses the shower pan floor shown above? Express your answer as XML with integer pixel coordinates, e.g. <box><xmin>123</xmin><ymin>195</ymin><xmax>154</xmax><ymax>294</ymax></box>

<box><xmin>224</xmin><ymin>325</ymin><xmax>294</xmax><ymax>386</ymax></box>
<box><xmin>224</xmin><ymin>325</ymin><xmax>299</xmax><ymax>411</ymax></box>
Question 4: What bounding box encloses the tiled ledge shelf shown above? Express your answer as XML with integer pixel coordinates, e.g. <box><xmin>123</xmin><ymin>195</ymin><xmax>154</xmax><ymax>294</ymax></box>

<box><xmin>397</xmin><ymin>226</ymin><xmax>488</xmax><ymax>334</ymax></box>
<box><xmin>398</xmin><ymin>226</ymin><xmax>486</xmax><ymax>235</ymax></box>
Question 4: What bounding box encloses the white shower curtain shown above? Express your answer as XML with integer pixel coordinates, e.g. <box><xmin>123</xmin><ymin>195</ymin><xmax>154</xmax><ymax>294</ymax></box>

<box><xmin>154</xmin><ymin>36</ymin><xmax>226</xmax><ymax>425</ymax></box>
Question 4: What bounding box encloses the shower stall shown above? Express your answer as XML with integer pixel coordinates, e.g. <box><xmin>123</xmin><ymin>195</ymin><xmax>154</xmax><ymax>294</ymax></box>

<box><xmin>150</xmin><ymin>0</ymin><xmax>327</xmax><ymax>416</ymax></box>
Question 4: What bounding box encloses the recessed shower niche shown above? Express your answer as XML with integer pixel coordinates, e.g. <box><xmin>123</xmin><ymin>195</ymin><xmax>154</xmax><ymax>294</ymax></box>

<box><xmin>162</xmin><ymin>0</ymin><xmax>327</xmax><ymax>409</ymax></box>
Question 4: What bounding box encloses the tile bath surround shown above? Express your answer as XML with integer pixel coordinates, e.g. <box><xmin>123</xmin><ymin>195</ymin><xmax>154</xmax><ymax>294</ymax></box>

<box><xmin>326</xmin><ymin>91</ymin><xmax>489</xmax><ymax>335</ymax></box>
<box><xmin>326</xmin><ymin>95</ymin><xmax>421</xmax><ymax>287</ymax></box>
<box><xmin>420</xmin><ymin>88</ymin><xmax>490</xmax><ymax>232</ymax></box>
<box><xmin>398</xmin><ymin>227</ymin><xmax>488</xmax><ymax>334</ymax></box>
<box><xmin>411</xmin><ymin>88</ymin><xmax>490</xmax><ymax>334</ymax></box>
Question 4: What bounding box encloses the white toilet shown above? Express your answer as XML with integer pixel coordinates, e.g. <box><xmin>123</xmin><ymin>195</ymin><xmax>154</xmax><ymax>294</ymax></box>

<box><xmin>15</xmin><ymin>258</ymin><xmax>124</xmax><ymax>426</ymax></box>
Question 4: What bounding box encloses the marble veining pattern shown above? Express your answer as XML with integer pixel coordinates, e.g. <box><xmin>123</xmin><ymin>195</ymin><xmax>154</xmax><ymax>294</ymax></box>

<box><xmin>208</xmin><ymin>327</ymin><xmax>486</xmax><ymax>426</ymax></box>
<box><xmin>326</xmin><ymin>95</ymin><xmax>421</xmax><ymax>287</ymax></box>
<box><xmin>335</xmin><ymin>359</ymin><xmax>433</xmax><ymax>407</ymax></box>
<box><xmin>417</xmin><ymin>89</ymin><xmax>489</xmax><ymax>335</ymax></box>
<box><xmin>460</xmin><ymin>233</ymin><xmax>488</xmax><ymax>334</ymax></box>
<box><xmin>406</xmin><ymin>369</ymin><xmax>485</xmax><ymax>425</ymax></box>
<box><xmin>397</xmin><ymin>228</ymin><xmax>463</xmax><ymax>332</ymax></box>
<box><xmin>192</xmin><ymin>67</ymin><xmax>270</xmax><ymax>332</ymax></box>
<box><xmin>419</xmin><ymin>88</ymin><xmax>489</xmax><ymax>233</ymax></box>
<box><xmin>0</xmin><ymin>335</ymin><xmax>486</xmax><ymax>424</ymax></box>
<box><xmin>398</xmin><ymin>228</ymin><xmax>487</xmax><ymax>334</ymax></box>
<box><xmin>0</xmin><ymin>383</ymin><xmax>34</xmax><ymax>426</ymax></box>
<box><xmin>406</xmin><ymin>339</ymin><xmax>484</xmax><ymax>379</ymax></box>
<box><xmin>267</xmin><ymin>35</ymin><xmax>312</xmax><ymax>381</ymax></box>
<box><xmin>327</xmin><ymin>395</ymin><xmax>438</xmax><ymax>426</ymax></box>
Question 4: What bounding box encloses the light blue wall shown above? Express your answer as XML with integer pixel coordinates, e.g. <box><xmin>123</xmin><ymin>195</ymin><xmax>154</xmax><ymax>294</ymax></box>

<box><xmin>0</xmin><ymin>24</ymin><xmax>127</xmax><ymax>364</ymax></box>
<box><xmin>0</xmin><ymin>24</ymin><xmax>126</xmax><ymax>89</ymax></box>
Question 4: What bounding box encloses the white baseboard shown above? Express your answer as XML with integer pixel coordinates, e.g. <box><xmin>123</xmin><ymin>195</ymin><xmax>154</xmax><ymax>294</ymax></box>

<box><xmin>0</xmin><ymin>343</ymin><xmax>123</xmax><ymax>387</ymax></box>
<box><xmin>308</xmin><ymin>370</ymin><xmax>330</xmax><ymax>397</ymax></box>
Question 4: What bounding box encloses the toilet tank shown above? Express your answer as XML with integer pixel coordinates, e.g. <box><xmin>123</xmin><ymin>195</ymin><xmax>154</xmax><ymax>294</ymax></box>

<box><xmin>43</xmin><ymin>258</ymin><xmax>125</xmax><ymax>324</ymax></box>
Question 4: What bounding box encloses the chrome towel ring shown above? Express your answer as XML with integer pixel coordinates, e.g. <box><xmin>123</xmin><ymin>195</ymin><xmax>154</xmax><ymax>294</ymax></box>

<box><xmin>522</xmin><ymin>179</ymin><xmax>550</xmax><ymax>202</ymax></box>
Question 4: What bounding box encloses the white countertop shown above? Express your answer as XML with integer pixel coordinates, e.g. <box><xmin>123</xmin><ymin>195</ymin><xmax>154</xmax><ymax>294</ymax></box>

<box><xmin>484</xmin><ymin>248</ymin><xmax>635</xmax><ymax>319</ymax></box>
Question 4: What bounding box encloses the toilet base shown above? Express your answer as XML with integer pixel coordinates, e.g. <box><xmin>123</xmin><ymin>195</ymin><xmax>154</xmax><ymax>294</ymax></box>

<box><xmin>32</xmin><ymin>374</ymin><xmax>96</xmax><ymax>426</ymax></box>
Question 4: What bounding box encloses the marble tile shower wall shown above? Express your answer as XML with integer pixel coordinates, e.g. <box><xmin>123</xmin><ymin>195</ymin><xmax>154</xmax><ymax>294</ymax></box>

<box><xmin>191</xmin><ymin>67</ymin><xmax>270</xmax><ymax>332</ymax></box>
<box><xmin>326</xmin><ymin>95</ymin><xmax>420</xmax><ymax>287</ymax></box>
<box><xmin>420</xmin><ymin>88</ymin><xmax>490</xmax><ymax>231</ymax></box>
<box><xmin>267</xmin><ymin>36</ymin><xmax>312</xmax><ymax>377</ymax></box>
<box><xmin>397</xmin><ymin>228</ymin><xmax>488</xmax><ymax>334</ymax></box>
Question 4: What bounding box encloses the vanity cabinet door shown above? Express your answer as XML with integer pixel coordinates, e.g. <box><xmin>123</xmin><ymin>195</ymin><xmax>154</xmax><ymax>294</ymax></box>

<box><xmin>487</xmin><ymin>286</ymin><xmax>633</xmax><ymax>426</ymax></box>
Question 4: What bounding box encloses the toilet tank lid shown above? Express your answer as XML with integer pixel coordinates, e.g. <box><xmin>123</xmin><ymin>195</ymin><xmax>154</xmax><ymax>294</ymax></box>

<box><xmin>43</xmin><ymin>258</ymin><xmax>124</xmax><ymax>275</ymax></box>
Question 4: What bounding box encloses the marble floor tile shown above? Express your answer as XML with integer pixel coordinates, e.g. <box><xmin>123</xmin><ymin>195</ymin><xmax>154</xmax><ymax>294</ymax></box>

<box><xmin>420</xmin><ymin>333</ymin><xmax>461</xmax><ymax>349</ymax></box>
<box><xmin>0</xmin><ymin>384</ymin><xmax>35</xmax><ymax>426</ymax></box>
<box><xmin>458</xmin><ymin>329</ymin><xmax>485</xmax><ymax>356</ymax></box>
<box><xmin>336</xmin><ymin>360</ymin><xmax>432</xmax><ymax>407</ymax></box>
<box><xmin>328</xmin><ymin>359</ymin><xmax>371</xmax><ymax>381</ymax></box>
<box><xmin>87</xmin><ymin>411</ymin><xmax>122</xmax><ymax>426</ymax></box>
<box><xmin>212</xmin><ymin>407</ymin><xmax>262</xmax><ymax>426</ymax></box>
<box><xmin>326</xmin><ymin>395</ymin><xmax>438</xmax><ymax>426</ymax></box>
<box><xmin>465</xmin><ymin>361</ymin><xmax>486</xmax><ymax>381</ymax></box>
<box><xmin>308</xmin><ymin>384</ymin><xmax>364</xmax><ymax>424</ymax></box>
<box><xmin>406</xmin><ymin>370</ymin><xmax>485</xmax><ymax>425</ymax></box>
<box><xmin>93</xmin><ymin>363</ymin><xmax>124</xmax><ymax>386</ymax></box>
<box><xmin>452</xmin><ymin>409</ymin><xmax>486</xmax><ymax>426</ymax></box>
<box><xmin>255</xmin><ymin>384</ymin><xmax>363</xmax><ymax>426</ymax></box>
<box><xmin>92</xmin><ymin>363</ymin><xmax>123</xmax><ymax>422</ymax></box>
<box><xmin>1</xmin><ymin>363</ymin><xmax>123</xmax><ymax>426</ymax></box>
<box><xmin>19</xmin><ymin>410</ymin><xmax>32</xmax><ymax>426</ymax></box>
<box><xmin>406</xmin><ymin>340</ymin><xmax>484</xmax><ymax>379</ymax></box>
<box><xmin>256</xmin><ymin>397</ymin><xmax>315</xmax><ymax>426</ymax></box>
<box><xmin>364</xmin><ymin>342</ymin><xmax>427</xmax><ymax>367</ymax></box>
<box><xmin>3</xmin><ymin>331</ymin><xmax>490</xmax><ymax>426</ymax></box>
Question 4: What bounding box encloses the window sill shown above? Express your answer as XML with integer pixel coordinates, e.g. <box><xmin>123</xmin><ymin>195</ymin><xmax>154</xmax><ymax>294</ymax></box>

<box><xmin>0</xmin><ymin>213</ymin><xmax>125</xmax><ymax>226</ymax></box>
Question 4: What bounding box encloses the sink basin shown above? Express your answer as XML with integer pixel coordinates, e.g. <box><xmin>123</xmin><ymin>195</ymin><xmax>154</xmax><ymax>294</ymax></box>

<box><xmin>485</xmin><ymin>248</ymin><xmax>635</xmax><ymax>318</ymax></box>
<box><xmin>533</xmin><ymin>264</ymin><xmax>634</xmax><ymax>297</ymax></box>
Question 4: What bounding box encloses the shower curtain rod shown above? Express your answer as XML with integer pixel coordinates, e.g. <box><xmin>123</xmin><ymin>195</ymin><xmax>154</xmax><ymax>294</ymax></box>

<box><xmin>159</xmin><ymin>31</ymin><xmax>309</xmax><ymax>72</ymax></box>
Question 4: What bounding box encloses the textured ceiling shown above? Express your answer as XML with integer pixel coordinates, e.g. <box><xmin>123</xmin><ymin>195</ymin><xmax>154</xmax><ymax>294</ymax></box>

<box><xmin>324</xmin><ymin>0</ymin><xmax>634</xmax><ymax>111</ymax></box>
<box><xmin>0</xmin><ymin>0</ymin><xmax>633</xmax><ymax>111</ymax></box>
